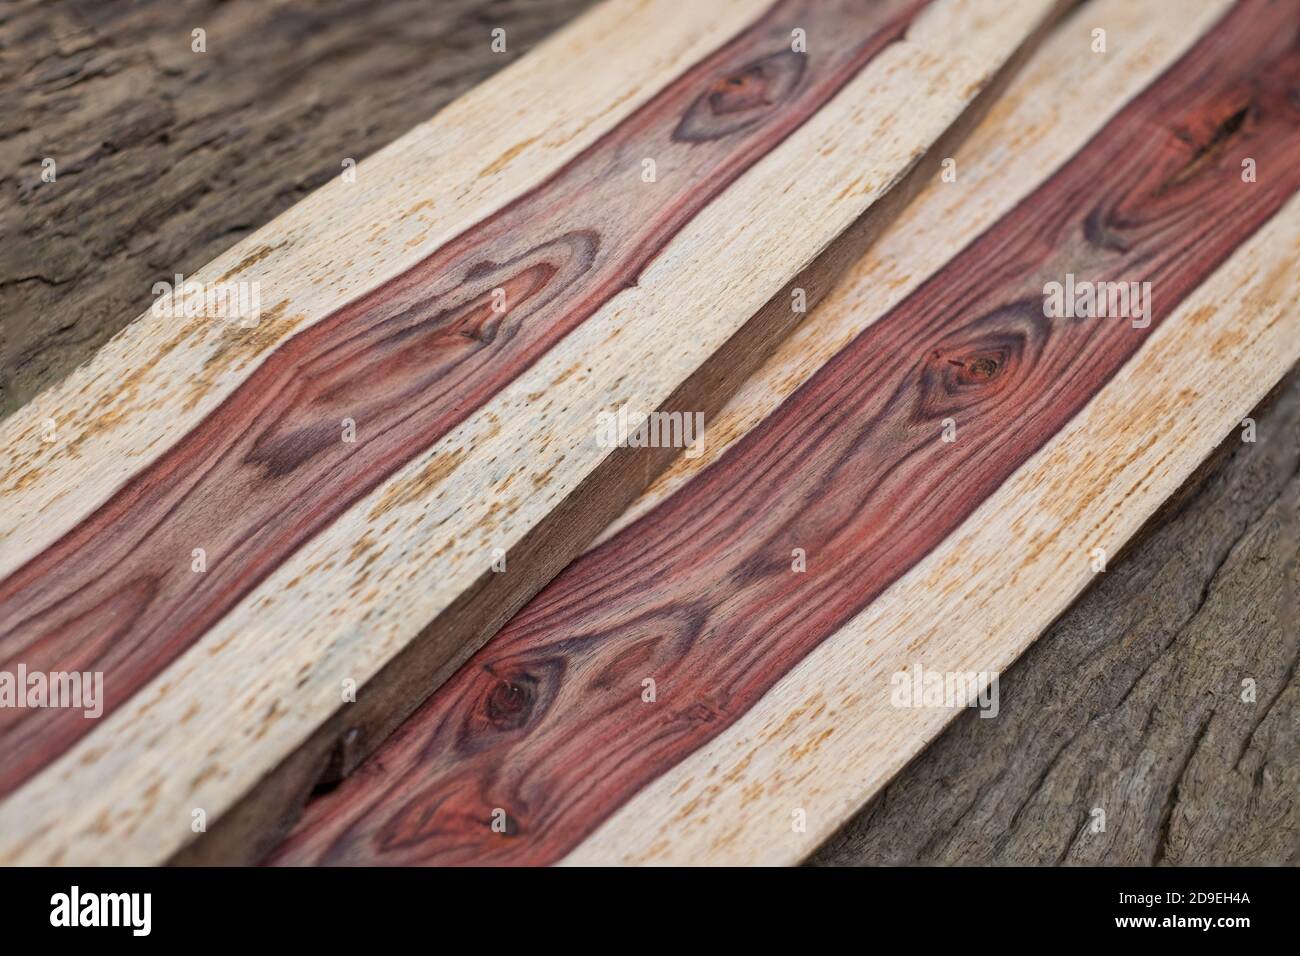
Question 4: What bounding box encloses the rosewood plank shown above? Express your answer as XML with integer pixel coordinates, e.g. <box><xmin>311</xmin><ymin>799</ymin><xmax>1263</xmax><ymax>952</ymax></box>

<box><xmin>0</xmin><ymin>0</ymin><xmax>1061</xmax><ymax>864</ymax></box>
<box><xmin>268</xmin><ymin>0</ymin><xmax>1300</xmax><ymax>866</ymax></box>
<box><xmin>0</xmin><ymin>0</ymin><xmax>929</xmax><ymax>797</ymax></box>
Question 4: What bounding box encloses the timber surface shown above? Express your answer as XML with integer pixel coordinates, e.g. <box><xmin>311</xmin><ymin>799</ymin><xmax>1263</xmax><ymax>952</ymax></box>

<box><xmin>4</xmin><ymin>0</ymin><xmax>1291</xmax><ymax>867</ymax></box>
<box><xmin>0</xmin><ymin>0</ymin><xmax>930</xmax><ymax>796</ymax></box>
<box><xmin>4</xmin><ymin>0</ymin><xmax>1064</xmax><ymax>866</ymax></box>
<box><xmin>267</xmin><ymin>0</ymin><xmax>1299</xmax><ymax>866</ymax></box>
<box><xmin>811</xmin><ymin>369</ymin><xmax>1300</xmax><ymax>866</ymax></box>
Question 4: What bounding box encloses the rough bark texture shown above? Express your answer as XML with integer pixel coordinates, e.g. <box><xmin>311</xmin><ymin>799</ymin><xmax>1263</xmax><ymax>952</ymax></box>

<box><xmin>810</xmin><ymin>369</ymin><xmax>1299</xmax><ymax>866</ymax></box>
<box><xmin>0</xmin><ymin>0</ymin><xmax>598</xmax><ymax>419</ymax></box>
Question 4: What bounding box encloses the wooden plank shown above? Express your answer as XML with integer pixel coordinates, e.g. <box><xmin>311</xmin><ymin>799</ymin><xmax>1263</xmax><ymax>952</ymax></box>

<box><xmin>10</xmin><ymin>0</ymin><xmax>1291</xmax><ymax>874</ymax></box>
<box><xmin>0</xmin><ymin>0</ymin><xmax>1061</xmax><ymax>865</ymax></box>
<box><xmin>562</xmin><ymin>4</ymin><xmax>1300</xmax><ymax>866</ymax></box>
<box><xmin>0</xmin><ymin>0</ymin><xmax>924</xmax><ymax>792</ymax></box>
<box><xmin>0</xmin><ymin>0</ymin><xmax>600</xmax><ymax>420</ymax></box>
<box><xmin>809</xmin><ymin>368</ymin><xmax>1300</xmax><ymax>865</ymax></box>
<box><xmin>266</xmin><ymin>0</ymin><xmax>1299</xmax><ymax>866</ymax></box>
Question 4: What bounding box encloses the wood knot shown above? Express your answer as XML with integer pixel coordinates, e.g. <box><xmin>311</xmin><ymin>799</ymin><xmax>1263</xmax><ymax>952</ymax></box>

<box><xmin>468</xmin><ymin>657</ymin><xmax>565</xmax><ymax>739</ymax></box>
<box><xmin>918</xmin><ymin>319</ymin><xmax>1035</xmax><ymax>421</ymax></box>
<box><xmin>674</xmin><ymin>50</ymin><xmax>806</xmax><ymax>142</ymax></box>
<box><xmin>485</xmin><ymin>676</ymin><xmax>535</xmax><ymax>730</ymax></box>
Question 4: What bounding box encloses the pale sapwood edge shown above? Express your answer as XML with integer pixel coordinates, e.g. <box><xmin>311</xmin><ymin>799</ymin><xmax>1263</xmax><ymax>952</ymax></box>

<box><xmin>0</xmin><ymin>0</ymin><xmax>1062</xmax><ymax>864</ymax></box>
<box><xmin>559</xmin><ymin>0</ymin><xmax>1291</xmax><ymax>865</ymax></box>
<box><xmin>561</xmin><ymin>182</ymin><xmax>1300</xmax><ymax>864</ymax></box>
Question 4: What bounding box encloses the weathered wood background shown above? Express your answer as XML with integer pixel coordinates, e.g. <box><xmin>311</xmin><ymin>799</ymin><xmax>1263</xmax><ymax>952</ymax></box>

<box><xmin>3</xmin><ymin>0</ymin><xmax>1294</xmax><ymax>865</ymax></box>
<box><xmin>0</xmin><ymin>0</ymin><xmax>598</xmax><ymax>419</ymax></box>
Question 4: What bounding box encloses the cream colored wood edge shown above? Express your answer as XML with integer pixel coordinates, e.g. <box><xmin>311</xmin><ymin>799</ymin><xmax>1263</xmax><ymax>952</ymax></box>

<box><xmin>564</xmin><ymin>200</ymin><xmax>1299</xmax><ymax>864</ymax></box>
<box><xmin>0</xmin><ymin>0</ymin><xmax>1059</xmax><ymax>864</ymax></box>
<box><xmin>0</xmin><ymin>0</ymin><xmax>770</xmax><ymax>570</ymax></box>
<box><xmin>560</xmin><ymin>0</ymin><xmax>1291</xmax><ymax>865</ymax></box>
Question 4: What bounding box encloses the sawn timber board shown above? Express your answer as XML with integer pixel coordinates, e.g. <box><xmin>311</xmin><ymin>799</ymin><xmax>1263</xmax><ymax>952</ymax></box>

<box><xmin>267</xmin><ymin>0</ymin><xmax>1300</xmax><ymax>866</ymax></box>
<box><xmin>0</xmin><ymin>0</ymin><xmax>1062</xmax><ymax>864</ymax></box>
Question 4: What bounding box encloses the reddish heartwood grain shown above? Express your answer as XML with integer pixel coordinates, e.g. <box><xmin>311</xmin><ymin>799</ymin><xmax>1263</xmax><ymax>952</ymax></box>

<box><xmin>0</xmin><ymin>0</ymin><xmax>931</xmax><ymax>796</ymax></box>
<box><xmin>269</xmin><ymin>0</ymin><xmax>1300</xmax><ymax>865</ymax></box>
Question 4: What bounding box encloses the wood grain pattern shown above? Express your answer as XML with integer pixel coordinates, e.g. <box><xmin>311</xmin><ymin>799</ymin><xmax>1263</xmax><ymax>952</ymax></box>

<box><xmin>565</xmin><ymin>34</ymin><xmax>1299</xmax><ymax>870</ymax></box>
<box><xmin>0</xmin><ymin>0</ymin><xmax>928</xmax><ymax>797</ymax></box>
<box><xmin>580</xmin><ymin>199</ymin><xmax>1297</xmax><ymax>867</ymax></box>
<box><xmin>0</xmin><ymin>0</ymin><xmax>1060</xmax><ymax>865</ymax></box>
<box><xmin>269</xmin><ymin>0</ymin><xmax>1300</xmax><ymax>865</ymax></box>
<box><xmin>7</xmin><ymin>0</ymin><xmax>1290</xmax><ymax>872</ymax></box>
<box><xmin>810</xmin><ymin>367</ymin><xmax>1300</xmax><ymax>865</ymax></box>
